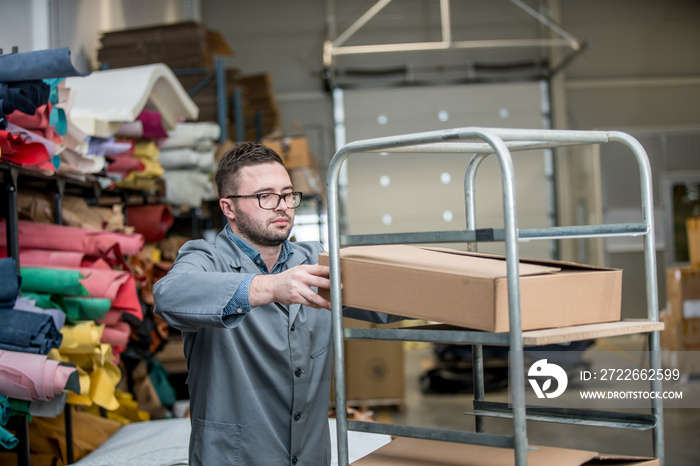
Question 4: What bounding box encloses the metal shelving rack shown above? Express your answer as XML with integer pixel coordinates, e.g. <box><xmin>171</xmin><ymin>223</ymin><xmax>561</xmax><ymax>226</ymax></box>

<box><xmin>326</xmin><ymin>127</ymin><xmax>665</xmax><ymax>466</ymax></box>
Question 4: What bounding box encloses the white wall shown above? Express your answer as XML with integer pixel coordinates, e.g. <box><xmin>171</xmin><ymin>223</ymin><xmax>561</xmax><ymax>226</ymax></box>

<box><xmin>0</xmin><ymin>0</ymin><xmax>191</xmax><ymax>72</ymax></box>
<box><xmin>0</xmin><ymin>0</ymin><xmax>41</xmax><ymax>54</ymax></box>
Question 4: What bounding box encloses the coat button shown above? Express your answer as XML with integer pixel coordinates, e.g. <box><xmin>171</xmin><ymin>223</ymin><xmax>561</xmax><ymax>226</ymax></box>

<box><xmin>290</xmin><ymin>324</ymin><xmax>295</xmax><ymax>332</ymax></box>
<box><xmin>292</xmin><ymin>456</ymin><xmax>298</xmax><ymax>464</ymax></box>
<box><xmin>294</xmin><ymin>412</ymin><xmax>302</xmax><ymax>421</ymax></box>
<box><xmin>294</xmin><ymin>368</ymin><xmax>303</xmax><ymax>377</ymax></box>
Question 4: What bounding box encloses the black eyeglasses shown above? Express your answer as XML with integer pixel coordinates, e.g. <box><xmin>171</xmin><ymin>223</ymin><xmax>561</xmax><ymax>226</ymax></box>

<box><xmin>227</xmin><ymin>192</ymin><xmax>303</xmax><ymax>210</ymax></box>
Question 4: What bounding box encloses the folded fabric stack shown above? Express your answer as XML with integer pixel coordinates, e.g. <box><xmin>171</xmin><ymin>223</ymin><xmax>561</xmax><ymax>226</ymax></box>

<box><xmin>0</xmin><ymin>49</ymin><xmax>137</xmax><ymax>181</ymax></box>
<box><xmin>159</xmin><ymin>121</ymin><xmax>220</xmax><ymax>207</ymax></box>
<box><xmin>0</xmin><ymin>221</ymin><xmax>147</xmax><ymax>418</ymax></box>
<box><xmin>0</xmin><ymin>257</ymin><xmax>80</xmax><ymax>450</ymax></box>
<box><xmin>63</xmin><ymin>63</ymin><xmax>199</xmax><ymax>190</ymax></box>
<box><xmin>0</xmin><ymin>47</ymin><xmax>88</xmax><ymax>174</ymax></box>
<box><xmin>0</xmin><ymin>309</ymin><xmax>63</xmax><ymax>354</ymax></box>
<box><xmin>0</xmin><ymin>257</ymin><xmax>63</xmax><ymax>355</ymax></box>
<box><xmin>3</xmin><ymin>54</ymin><xmax>200</xmax><ymax>192</ymax></box>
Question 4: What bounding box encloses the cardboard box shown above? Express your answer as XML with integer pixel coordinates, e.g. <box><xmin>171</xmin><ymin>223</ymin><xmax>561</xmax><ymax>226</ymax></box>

<box><xmin>663</xmin><ymin>267</ymin><xmax>700</xmax><ymax>353</ymax></box>
<box><xmin>351</xmin><ymin>437</ymin><xmax>659</xmax><ymax>465</ymax></box>
<box><xmin>319</xmin><ymin>245</ymin><xmax>622</xmax><ymax>333</ymax></box>
<box><xmin>290</xmin><ymin>166</ymin><xmax>325</xmax><ymax>196</ymax></box>
<box><xmin>98</xmin><ymin>21</ymin><xmax>233</xmax><ymax>70</ymax></box>
<box><xmin>262</xmin><ymin>135</ymin><xmax>316</xmax><ymax>170</ymax></box>
<box><xmin>687</xmin><ymin>215</ymin><xmax>700</xmax><ymax>267</ymax></box>
<box><xmin>228</xmin><ymin>73</ymin><xmax>281</xmax><ymax>140</ymax></box>
<box><xmin>331</xmin><ymin>318</ymin><xmax>404</xmax><ymax>405</ymax></box>
<box><xmin>155</xmin><ymin>333</ymin><xmax>187</xmax><ymax>374</ymax></box>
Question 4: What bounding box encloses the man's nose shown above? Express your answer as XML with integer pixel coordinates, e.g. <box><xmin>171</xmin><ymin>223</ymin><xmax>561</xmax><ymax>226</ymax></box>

<box><xmin>274</xmin><ymin>196</ymin><xmax>290</xmax><ymax>211</ymax></box>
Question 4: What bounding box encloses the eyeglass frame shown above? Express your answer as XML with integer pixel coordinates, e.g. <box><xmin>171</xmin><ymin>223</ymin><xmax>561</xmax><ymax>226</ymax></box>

<box><xmin>226</xmin><ymin>192</ymin><xmax>303</xmax><ymax>210</ymax></box>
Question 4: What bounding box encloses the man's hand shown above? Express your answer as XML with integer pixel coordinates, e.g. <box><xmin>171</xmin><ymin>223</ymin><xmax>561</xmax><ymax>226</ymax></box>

<box><xmin>249</xmin><ymin>264</ymin><xmax>332</xmax><ymax>310</ymax></box>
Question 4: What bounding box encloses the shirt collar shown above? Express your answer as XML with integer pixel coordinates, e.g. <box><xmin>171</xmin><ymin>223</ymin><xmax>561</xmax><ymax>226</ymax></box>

<box><xmin>225</xmin><ymin>224</ymin><xmax>294</xmax><ymax>273</ymax></box>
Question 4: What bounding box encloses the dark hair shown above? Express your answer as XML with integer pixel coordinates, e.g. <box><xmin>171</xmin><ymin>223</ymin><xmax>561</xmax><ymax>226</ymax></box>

<box><xmin>215</xmin><ymin>142</ymin><xmax>285</xmax><ymax>197</ymax></box>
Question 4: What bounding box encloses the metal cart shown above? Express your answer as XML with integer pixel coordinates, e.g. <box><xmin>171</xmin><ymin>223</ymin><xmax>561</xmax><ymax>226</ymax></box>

<box><xmin>326</xmin><ymin>127</ymin><xmax>665</xmax><ymax>466</ymax></box>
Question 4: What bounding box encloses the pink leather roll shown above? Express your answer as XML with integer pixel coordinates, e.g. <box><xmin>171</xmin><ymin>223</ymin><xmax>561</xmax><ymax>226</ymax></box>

<box><xmin>0</xmin><ymin>350</ymin><xmax>77</xmax><ymax>401</ymax></box>
<box><xmin>0</xmin><ymin>219</ymin><xmax>145</xmax><ymax>259</ymax></box>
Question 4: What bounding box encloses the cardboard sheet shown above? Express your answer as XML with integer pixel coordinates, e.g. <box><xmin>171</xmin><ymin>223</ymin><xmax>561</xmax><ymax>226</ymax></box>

<box><xmin>351</xmin><ymin>437</ymin><xmax>659</xmax><ymax>465</ymax></box>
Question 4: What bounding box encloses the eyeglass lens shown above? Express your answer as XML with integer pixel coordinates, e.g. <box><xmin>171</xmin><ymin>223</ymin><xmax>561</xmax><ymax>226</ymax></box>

<box><xmin>259</xmin><ymin>193</ymin><xmax>301</xmax><ymax>209</ymax></box>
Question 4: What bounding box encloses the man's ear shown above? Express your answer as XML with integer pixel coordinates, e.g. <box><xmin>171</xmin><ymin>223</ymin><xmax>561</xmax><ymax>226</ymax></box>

<box><xmin>219</xmin><ymin>198</ymin><xmax>236</xmax><ymax>221</ymax></box>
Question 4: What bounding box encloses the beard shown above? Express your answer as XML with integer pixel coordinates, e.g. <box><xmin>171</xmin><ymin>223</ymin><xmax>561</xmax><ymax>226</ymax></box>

<box><xmin>234</xmin><ymin>206</ymin><xmax>293</xmax><ymax>247</ymax></box>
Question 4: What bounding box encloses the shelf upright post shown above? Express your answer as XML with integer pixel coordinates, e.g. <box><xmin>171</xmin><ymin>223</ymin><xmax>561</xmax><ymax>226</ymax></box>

<box><xmin>472</xmin><ymin>129</ymin><xmax>528</xmax><ymax>466</ymax></box>
<box><xmin>14</xmin><ymin>415</ymin><xmax>30</xmax><ymax>466</ymax></box>
<box><xmin>54</xmin><ymin>178</ymin><xmax>65</xmax><ymax>225</ymax></box>
<box><xmin>2</xmin><ymin>167</ymin><xmax>29</xmax><ymax>466</ymax></box>
<box><xmin>215</xmin><ymin>57</ymin><xmax>228</xmax><ymax>143</ymax></box>
<box><xmin>65</xmin><ymin>406</ymin><xmax>74</xmax><ymax>463</ymax></box>
<box><xmin>609</xmin><ymin>132</ymin><xmax>665</xmax><ymax>464</ymax></box>
<box><xmin>465</xmin><ymin>153</ymin><xmax>489</xmax><ymax>434</ymax></box>
<box><xmin>232</xmin><ymin>87</ymin><xmax>244</xmax><ymax>141</ymax></box>
<box><xmin>3</xmin><ymin>167</ymin><xmax>20</xmax><ymax>272</ymax></box>
<box><xmin>327</xmin><ymin>141</ymin><xmax>351</xmax><ymax>466</ymax></box>
<box><xmin>51</xmin><ymin>172</ymin><xmax>77</xmax><ymax>463</ymax></box>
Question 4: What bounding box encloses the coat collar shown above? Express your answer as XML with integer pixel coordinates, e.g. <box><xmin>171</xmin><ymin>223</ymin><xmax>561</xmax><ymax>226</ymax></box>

<box><xmin>214</xmin><ymin>228</ymin><xmax>310</xmax><ymax>322</ymax></box>
<box><xmin>217</xmin><ymin>225</ymin><xmax>308</xmax><ymax>271</ymax></box>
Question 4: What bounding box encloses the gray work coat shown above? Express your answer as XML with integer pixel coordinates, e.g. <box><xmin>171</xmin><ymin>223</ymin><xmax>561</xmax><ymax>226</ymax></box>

<box><xmin>153</xmin><ymin>229</ymin><xmax>390</xmax><ymax>466</ymax></box>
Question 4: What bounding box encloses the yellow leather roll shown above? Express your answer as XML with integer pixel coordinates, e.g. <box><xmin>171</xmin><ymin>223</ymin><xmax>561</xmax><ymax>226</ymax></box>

<box><xmin>59</xmin><ymin>321</ymin><xmax>104</xmax><ymax>354</ymax></box>
<box><xmin>88</xmin><ymin>367</ymin><xmax>120</xmax><ymax>411</ymax></box>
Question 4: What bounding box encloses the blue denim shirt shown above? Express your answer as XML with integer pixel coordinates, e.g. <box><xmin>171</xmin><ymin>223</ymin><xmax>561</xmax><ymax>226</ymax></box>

<box><xmin>223</xmin><ymin>224</ymin><xmax>294</xmax><ymax>316</ymax></box>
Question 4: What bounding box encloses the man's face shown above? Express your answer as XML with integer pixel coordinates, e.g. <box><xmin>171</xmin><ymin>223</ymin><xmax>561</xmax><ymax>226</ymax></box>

<box><xmin>227</xmin><ymin>162</ymin><xmax>295</xmax><ymax>248</ymax></box>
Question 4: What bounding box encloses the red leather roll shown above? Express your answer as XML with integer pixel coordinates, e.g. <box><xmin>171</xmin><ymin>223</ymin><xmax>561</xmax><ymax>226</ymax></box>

<box><xmin>126</xmin><ymin>204</ymin><xmax>174</xmax><ymax>243</ymax></box>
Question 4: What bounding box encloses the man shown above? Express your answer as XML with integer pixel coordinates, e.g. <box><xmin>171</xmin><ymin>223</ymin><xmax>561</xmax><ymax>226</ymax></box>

<box><xmin>153</xmin><ymin>142</ymin><xmax>393</xmax><ymax>465</ymax></box>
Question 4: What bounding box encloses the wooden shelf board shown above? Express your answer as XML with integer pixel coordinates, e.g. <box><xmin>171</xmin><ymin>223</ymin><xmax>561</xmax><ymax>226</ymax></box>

<box><xmin>394</xmin><ymin>320</ymin><xmax>664</xmax><ymax>346</ymax></box>
<box><xmin>521</xmin><ymin>320</ymin><xmax>664</xmax><ymax>346</ymax></box>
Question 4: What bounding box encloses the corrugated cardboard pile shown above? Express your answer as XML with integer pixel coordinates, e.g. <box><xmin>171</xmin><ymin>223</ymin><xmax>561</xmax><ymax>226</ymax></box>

<box><xmin>262</xmin><ymin>134</ymin><xmax>325</xmax><ymax>197</ymax></box>
<box><xmin>97</xmin><ymin>21</ymin><xmax>234</xmax><ymax>124</ymax></box>
<box><xmin>660</xmin><ymin>215</ymin><xmax>700</xmax><ymax>373</ymax></box>
<box><xmin>228</xmin><ymin>74</ymin><xmax>280</xmax><ymax>142</ymax></box>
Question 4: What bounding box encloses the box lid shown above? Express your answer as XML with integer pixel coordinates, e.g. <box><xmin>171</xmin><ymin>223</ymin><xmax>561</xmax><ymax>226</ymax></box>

<box><xmin>336</xmin><ymin>245</ymin><xmax>560</xmax><ymax>279</ymax></box>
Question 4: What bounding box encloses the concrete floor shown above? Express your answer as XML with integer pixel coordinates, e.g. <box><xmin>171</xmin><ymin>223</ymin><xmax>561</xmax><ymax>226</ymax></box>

<box><xmin>370</xmin><ymin>335</ymin><xmax>700</xmax><ymax>465</ymax></box>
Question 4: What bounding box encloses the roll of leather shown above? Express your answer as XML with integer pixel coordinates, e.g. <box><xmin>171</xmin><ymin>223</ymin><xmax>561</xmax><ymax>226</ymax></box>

<box><xmin>20</xmin><ymin>267</ymin><xmax>88</xmax><ymax>296</ymax></box>
<box><xmin>0</xmin><ymin>47</ymin><xmax>88</xmax><ymax>82</ymax></box>
<box><xmin>126</xmin><ymin>204</ymin><xmax>174</xmax><ymax>243</ymax></box>
<box><xmin>0</xmin><ymin>350</ymin><xmax>78</xmax><ymax>401</ymax></box>
<box><xmin>0</xmin><ymin>219</ymin><xmax>145</xmax><ymax>258</ymax></box>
